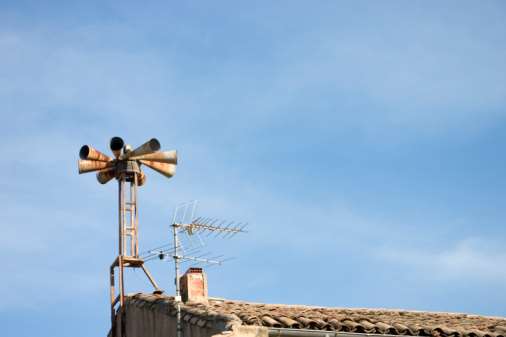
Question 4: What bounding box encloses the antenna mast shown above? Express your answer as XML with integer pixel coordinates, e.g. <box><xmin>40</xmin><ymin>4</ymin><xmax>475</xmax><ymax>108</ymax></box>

<box><xmin>144</xmin><ymin>201</ymin><xmax>247</xmax><ymax>337</ymax></box>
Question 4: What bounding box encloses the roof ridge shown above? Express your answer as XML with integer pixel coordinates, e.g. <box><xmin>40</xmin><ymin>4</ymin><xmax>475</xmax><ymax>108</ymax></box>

<box><xmin>208</xmin><ymin>298</ymin><xmax>506</xmax><ymax>320</ymax></box>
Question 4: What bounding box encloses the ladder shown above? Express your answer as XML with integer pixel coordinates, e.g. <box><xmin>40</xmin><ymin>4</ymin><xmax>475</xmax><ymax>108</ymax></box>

<box><xmin>109</xmin><ymin>173</ymin><xmax>161</xmax><ymax>336</ymax></box>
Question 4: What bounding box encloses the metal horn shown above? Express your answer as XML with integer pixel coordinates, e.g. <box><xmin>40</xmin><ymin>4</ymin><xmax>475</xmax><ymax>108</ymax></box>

<box><xmin>96</xmin><ymin>169</ymin><xmax>117</xmax><ymax>184</ymax></box>
<box><xmin>122</xmin><ymin>138</ymin><xmax>160</xmax><ymax>160</ymax></box>
<box><xmin>110</xmin><ymin>137</ymin><xmax>124</xmax><ymax>159</ymax></box>
<box><xmin>79</xmin><ymin>145</ymin><xmax>112</xmax><ymax>162</ymax></box>
<box><xmin>78</xmin><ymin>160</ymin><xmax>114</xmax><ymax>174</ymax></box>
<box><xmin>140</xmin><ymin>160</ymin><xmax>176</xmax><ymax>178</ymax></box>
<box><xmin>130</xmin><ymin>150</ymin><xmax>177</xmax><ymax>164</ymax></box>
<box><xmin>137</xmin><ymin>171</ymin><xmax>147</xmax><ymax>186</ymax></box>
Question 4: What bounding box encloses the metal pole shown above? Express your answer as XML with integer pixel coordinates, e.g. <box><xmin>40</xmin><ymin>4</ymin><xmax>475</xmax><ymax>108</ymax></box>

<box><xmin>109</xmin><ymin>265</ymin><xmax>115</xmax><ymax>327</ymax></box>
<box><xmin>134</xmin><ymin>173</ymin><xmax>139</xmax><ymax>257</ymax></box>
<box><xmin>173</xmin><ymin>223</ymin><xmax>182</xmax><ymax>337</ymax></box>
<box><xmin>118</xmin><ymin>179</ymin><xmax>123</xmax><ymax>256</ymax></box>
<box><xmin>130</xmin><ymin>179</ymin><xmax>134</xmax><ymax>256</ymax></box>
<box><xmin>118</xmin><ymin>177</ymin><xmax>125</xmax><ymax>306</ymax></box>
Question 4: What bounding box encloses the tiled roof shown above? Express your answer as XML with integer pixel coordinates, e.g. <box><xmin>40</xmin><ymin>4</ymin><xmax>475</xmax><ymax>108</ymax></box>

<box><xmin>127</xmin><ymin>294</ymin><xmax>506</xmax><ymax>337</ymax></box>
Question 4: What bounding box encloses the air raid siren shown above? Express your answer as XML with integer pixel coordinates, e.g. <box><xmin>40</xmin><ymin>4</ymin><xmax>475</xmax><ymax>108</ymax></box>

<box><xmin>78</xmin><ymin>136</ymin><xmax>177</xmax><ymax>184</ymax></box>
<box><xmin>78</xmin><ymin>137</ymin><xmax>178</xmax><ymax>336</ymax></box>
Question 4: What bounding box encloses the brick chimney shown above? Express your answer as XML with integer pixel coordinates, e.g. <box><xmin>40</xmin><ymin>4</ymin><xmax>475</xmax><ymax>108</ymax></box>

<box><xmin>180</xmin><ymin>268</ymin><xmax>208</xmax><ymax>303</ymax></box>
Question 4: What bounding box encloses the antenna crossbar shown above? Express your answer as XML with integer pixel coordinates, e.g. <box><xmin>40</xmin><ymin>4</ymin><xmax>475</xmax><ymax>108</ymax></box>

<box><xmin>175</xmin><ymin>218</ymin><xmax>247</xmax><ymax>237</ymax></box>
<box><xmin>176</xmin><ymin>254</ymin><xmax>223</xmax><ymax>265</ymax></box>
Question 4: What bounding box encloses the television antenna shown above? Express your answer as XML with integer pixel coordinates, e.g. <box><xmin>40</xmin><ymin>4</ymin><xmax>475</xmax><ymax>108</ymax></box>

<box><xmin>78</xmin><ymin>136</ymin><xmax>178</xmax><ymax>330</ymax></box>
<box><xmin>142</xmin><ymin>200</ymin><xmax>247</xmax><ymax>337</ymax></box>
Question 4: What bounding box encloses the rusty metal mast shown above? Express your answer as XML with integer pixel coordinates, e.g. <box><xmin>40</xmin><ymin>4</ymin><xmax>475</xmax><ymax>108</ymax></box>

<box><xmin>78</xmin><ymin>136</ymin><xmax>178</xmax><ymax>333</ymax></box>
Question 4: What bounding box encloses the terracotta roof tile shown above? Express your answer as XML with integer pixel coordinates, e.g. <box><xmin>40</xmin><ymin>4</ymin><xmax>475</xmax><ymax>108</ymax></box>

<box><xmin>127</xmin><ymin>294</ymin><xmax>506</xmax><ymax>337</ymax></box>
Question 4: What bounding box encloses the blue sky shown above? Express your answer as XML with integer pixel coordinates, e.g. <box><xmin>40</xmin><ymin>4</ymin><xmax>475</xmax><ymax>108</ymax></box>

<box><xmin>1</xmin><ymin>1</ymin><xmax>506</xmax><ymax>336</ymax></box>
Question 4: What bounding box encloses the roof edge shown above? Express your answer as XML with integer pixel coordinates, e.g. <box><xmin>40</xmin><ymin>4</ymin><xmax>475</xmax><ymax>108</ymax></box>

<box><xmin>269</xmin><ymin>328</ymin><xmax>402</xmax><ymax>337</ymax></box>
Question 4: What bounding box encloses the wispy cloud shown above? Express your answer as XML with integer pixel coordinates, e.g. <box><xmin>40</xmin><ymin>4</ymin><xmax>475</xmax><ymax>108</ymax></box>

<box><xmin>378</xmin><ymin>238</ymin><xmax>506</xmax><ymax>282</ymax></box>
<box><xmin>3</xmin><ymin>5</ymin><xmax>506</xmax><ymax>142</ymax></box>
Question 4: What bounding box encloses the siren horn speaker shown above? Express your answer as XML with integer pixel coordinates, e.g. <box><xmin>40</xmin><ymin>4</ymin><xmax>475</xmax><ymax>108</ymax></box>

<box><xmin>130</xmin><ymin>150</ymin><xmax>177</xmax><ymax>164</ymax></box>
<box><xmin>79</xmin><ymin>145</ymin><xmax>112</xmax><ymax>162</ymax></box>
<box><xmin>78</xmin><ymin>160</ymin><xmax>114</xmax><ymax>174</ymax></box>
<box><xmin>110</xmin><ymin>137</ymin><xmax>124</xmax><ymax>159</ymax></box>
<box><xmin>122</xmin><ymin>138</ymin><xmax>161</xmax><ymax>160</ymax></box>
<box><xmin>139</xmin><ymin>160</ymin><xmax>176</xmax><ymax>178</ymax></box>
<box><xmin>137</xmin><ymin>171</ymin><xmax>147</xmax><ymax>186</ymax></box>
<box><xmin>96</xmin><ymin>169</ymin><xmax>117</xmax><ymax>184</ymax></box>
